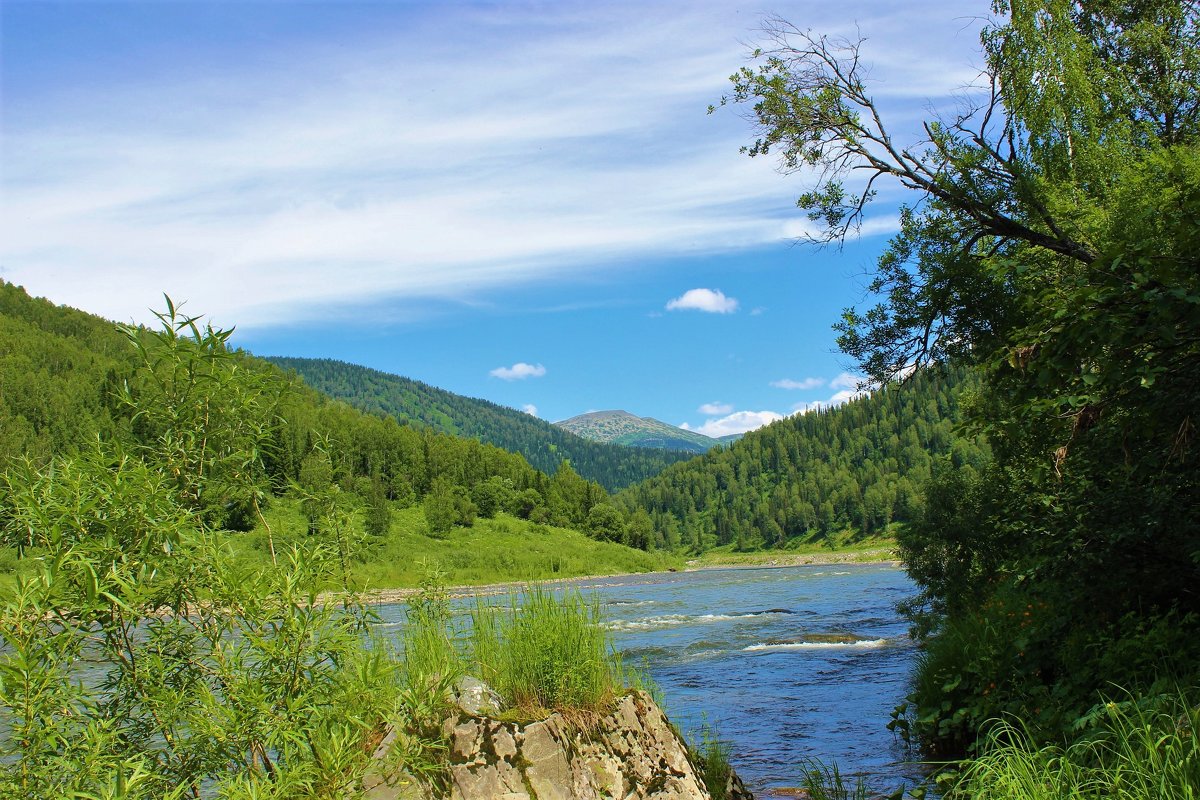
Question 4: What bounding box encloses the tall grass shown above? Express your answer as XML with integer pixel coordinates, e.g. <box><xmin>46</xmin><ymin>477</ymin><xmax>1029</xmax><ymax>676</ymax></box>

<box><xmin>796</xmin><ymin>759</ymin><xmax>876</xmax><ymax>800</ymax></box>
<box><xmin>469</xmin><ymin>587</ymin><xmax>623</xmax><ymax>716</ymax></box>
<box><xmin>690</xmin><ymin>722</ymin><xmax>733</xmax><ymax>800</ymax></box>
<box><xmin>400</xmin><ymin>563</ymin><xmax>462</xmax><ymax>693</ymax></box>
<box><xmin>953</xmin><ymin>689</ymin><xmax>1199</xmax><ymax>799</ymax></box>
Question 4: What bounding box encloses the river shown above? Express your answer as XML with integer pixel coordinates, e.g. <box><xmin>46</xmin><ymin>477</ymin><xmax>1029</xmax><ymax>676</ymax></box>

<box><xmin>375</xmin><ymin>562</ymin><xmax>921</xmax><ymax>796</ymax></box>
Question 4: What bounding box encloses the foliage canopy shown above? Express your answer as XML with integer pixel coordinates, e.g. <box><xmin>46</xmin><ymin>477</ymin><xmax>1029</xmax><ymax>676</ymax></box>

<box><xmin>722</xmin><ymin>0</ymin><xmax>1200</xmax><ymax>752</ymax></box>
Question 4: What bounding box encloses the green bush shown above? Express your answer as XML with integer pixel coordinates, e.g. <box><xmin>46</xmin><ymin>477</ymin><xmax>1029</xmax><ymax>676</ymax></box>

<box><xmin>0</xmin><ymin>304</ymin><xmax>412</xmax><ymax>799</ymax></box>
<box><xmin>905</xmin><ymin>587</ymin><xmax>1057</xmax><ymax>755</ymax></box>
<box><xmin>905</xmin><ymin>584</ymin><xmax>1200</xmax><ymax>757</ymax></box>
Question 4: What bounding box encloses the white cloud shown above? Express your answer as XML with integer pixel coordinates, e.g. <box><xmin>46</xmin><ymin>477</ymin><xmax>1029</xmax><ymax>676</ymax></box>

<box><xmin>682</xmin><ymin>409</ymin><xmax>783</xmax><ymax>438</ymax></box>
<box><xmin>781</xmin><ymin>214</ymin><xmax>902</xmax><ymax>241</ymax></box>
<box><xmin>521</xmin><ymin>404</ymin><xmax>539</xmax><ymax>417</ymax></box>
<box><xmin>829</xmin><ymin>372</ymin><xmax>866</xmax><ymax>390</ymax></box>
<box><xmin>665</xmin><ymin>288</ymin><xmax>739</xmax><ymax>314</ymax></box>
<box><xmin>490</xmin><ymin>362</ymin><xmax>546</xmax><ymax>381</ymax></box>
<box><xmin>771</xmin><ymin>377</ymin><xmax>825</xmax><ymax>391</ymax></box>
<box><xmin>0</xmin><ymin>1</ymin><xmax>986</xmax><ymax>328</ymax></box>
<box><xmin>698</xmin><ymin>401</ymin><xmax>733</xmax><ymax>415</ymax></box>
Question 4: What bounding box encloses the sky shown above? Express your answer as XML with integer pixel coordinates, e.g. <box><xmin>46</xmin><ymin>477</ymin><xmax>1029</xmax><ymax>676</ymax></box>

<box><xmin>1</xmin><ymin>0</ymin><xmax>989</xmax><ymax>436</ymax></box>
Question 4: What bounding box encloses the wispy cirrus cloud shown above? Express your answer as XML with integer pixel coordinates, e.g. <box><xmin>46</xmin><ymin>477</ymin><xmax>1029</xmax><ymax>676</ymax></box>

<box><xmin>0</xmin><ymin>1</ymin><xmax>982</xmax><ymax>329</ymax></box>
<box><xmin>490</xmin><ymin>362</ymin><xmax>546</xmax><ymax>381</ymax></box>
<box><xmin>666</xmin><ymin>288</ymin><xmax>739</xmax><ymax>314</ymax></box>
<box><xmin>771</xmin><ymin>377</ymin><xmax>825</xmax><ymax>390</ymax></box>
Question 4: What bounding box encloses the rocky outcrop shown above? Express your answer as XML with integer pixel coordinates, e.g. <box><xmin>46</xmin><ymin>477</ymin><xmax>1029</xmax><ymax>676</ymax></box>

<box><xmin>364</xmin><ymin>679</ymin><xmax>753</xmax><ymax>800</ymax></box>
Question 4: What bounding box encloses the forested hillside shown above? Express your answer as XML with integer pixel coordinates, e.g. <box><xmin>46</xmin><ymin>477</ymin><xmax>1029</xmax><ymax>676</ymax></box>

<box><xmin>1</xmin><ymin>281</ymin><xmax>984</xmax><ymax>563</ymax></box>
<box><xmin>0</xmin><ymin>283</ymin><xmax>626</xmax><ymax>545</ymax></box>
<box><xmin>0</xmin><ymin>282</ymin><xmax>135</xmax><ymax>464</ymax></box>
<box><xmin>266</xmin><ymin>356</ymin><xmax>695</xmax><ymax>490</ymax></box>
<box><xmin>616</xmin><ymin>366</ymin><xmax>985</xmax><ymax>551</ymax></box>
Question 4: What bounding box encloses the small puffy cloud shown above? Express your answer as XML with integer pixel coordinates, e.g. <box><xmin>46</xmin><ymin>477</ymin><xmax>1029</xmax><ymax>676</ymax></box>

<box><xmin>698</xmin><ymin>401</ymin><xmax>733</xmax><ymax>415</ymax></box>
<box><xmin>829</xmin><ymin>372</ymin><xmax>866</xmax><ymax>390</ymax></box>
<box><xmin>665</xmin><ymin>288</ymin><xmax>738</xmax><ymax>314</ymax></box>
<box><xmin>771</xmin><ymin>377</ymin><xmax>825</xmax><ymax>391</ymax></box>
<box><xmin>681</xmin><ymin>409</ymin><xmax>783</xmax><ymax>438</ymax></box>
<box><xmin>521</xmin><ymin>404</ymin><xmax>539</xmax><ymax>416</ymax></box>
<box><xmin>490</xmin><ymin>362</ymin><xmax>546</xmax><ymax>381</ymax></box>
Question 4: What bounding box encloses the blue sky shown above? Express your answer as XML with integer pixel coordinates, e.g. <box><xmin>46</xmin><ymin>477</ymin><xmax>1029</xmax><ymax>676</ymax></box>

<box><xmin>1</xmin><ymin>0</ymin><xmax>987</xmax><ymax>435</ymax></box>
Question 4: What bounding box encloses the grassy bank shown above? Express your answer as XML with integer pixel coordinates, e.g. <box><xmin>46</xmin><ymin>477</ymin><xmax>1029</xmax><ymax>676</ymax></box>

<box><xmin>687</xmin><ymin>531</ymin><xmax>898</xmax><ymax>569</ymax></box>
<box><xmin>232</xmin><ymin>498</ymin><xmax>679</xmax><ymax>589</ymax></box>
<box><xmin>0</xmin><ymin>503</ymin><xmax>889</xmax><ymax>599</ymax></box>
<box><xmin>950</xmin><ymin>689</ymin><xmax>1199</xmax><ymax>800</ymax></box>
<box><xmin>0</xmin><ymin>498</ymin><xmax>679</xmax><ymax>599</ymax></box>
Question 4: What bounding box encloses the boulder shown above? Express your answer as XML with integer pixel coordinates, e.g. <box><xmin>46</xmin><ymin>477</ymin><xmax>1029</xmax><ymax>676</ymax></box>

<box><xmin>366</xmin><ymin>684</ymin><xmax>754</xmax><ymax>800</ymax></box>
<box><xmin>453</xmin><ymin>675</ymin><xmax>506</xmax><ymax>717</ymax></box>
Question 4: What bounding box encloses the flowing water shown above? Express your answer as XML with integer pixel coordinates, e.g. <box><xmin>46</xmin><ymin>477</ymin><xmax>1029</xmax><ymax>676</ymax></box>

<box><xmin>376</xmin><ymin>561</ymin><xmax>921</xmax><ymax>796</ymax></box>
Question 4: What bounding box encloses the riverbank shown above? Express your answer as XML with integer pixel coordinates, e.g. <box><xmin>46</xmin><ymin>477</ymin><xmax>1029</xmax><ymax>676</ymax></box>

<box><xmin>349</xmin><ymin>541</ymin><xmax>901</xmax><ymax>606</ymax></box>
<box><xmin>687</xmin><ymin>545</ymin><xmax>899</xmax><ymax>569</ymax></box>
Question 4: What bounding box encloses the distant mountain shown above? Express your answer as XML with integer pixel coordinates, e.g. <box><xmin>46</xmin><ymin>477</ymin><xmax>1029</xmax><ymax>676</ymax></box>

<box><xmin>554</xmin><ymin>410</ymin><xmax>723</xmax><ymax>453</ymax></box>
<box><xmin>265</xmin><ymin>357</ymin><xmax>696</xmax><ymax>491</ymax></box>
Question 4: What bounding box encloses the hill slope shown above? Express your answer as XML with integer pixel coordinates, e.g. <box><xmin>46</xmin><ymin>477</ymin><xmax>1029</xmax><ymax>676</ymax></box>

<box><xmin>265</xmin><ymin>357</ymin><xmax>695</xmax><ymax>490</ymax></box>
<box><xmin>554</xmin><ymin>410</ymin><xmax>721</xmax><ymax>453</ymax></box>
<box><xmin>616</xmin><ymin>366</ymin><xmax>987</xmax><ymax>551</ymax></box>
<box><xmin>0</xmin><ymin>282</ymin><xmax>673</xmax><ymax>590</ymax></box>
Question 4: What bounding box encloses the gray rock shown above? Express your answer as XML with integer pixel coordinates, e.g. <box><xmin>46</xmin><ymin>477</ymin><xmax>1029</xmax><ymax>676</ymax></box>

<box><xmin>369</xmin><ymin>688</ymin><xmax>753</xmax><ymax>800</ymax></box>
<box><xmin>454</xmin><ymin>676</ymin><xmax>506</xmax><ymax>717</ymax></box>
<box><xmin>521</xmin><ymin>720</ymin><xmax>576</xmax><ymax>800</ymax></box>
<box><xmin>450</xmin><ymin>760</ymin><xmax>529</xmax><ymax>800</ymax></box>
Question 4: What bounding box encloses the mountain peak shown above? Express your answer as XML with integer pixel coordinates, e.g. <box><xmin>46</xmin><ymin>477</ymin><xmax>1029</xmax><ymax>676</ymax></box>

<box><xmin>554</xmin><ymin>410</ymin><xmax>721</xmax><ymax>453</ymax></box>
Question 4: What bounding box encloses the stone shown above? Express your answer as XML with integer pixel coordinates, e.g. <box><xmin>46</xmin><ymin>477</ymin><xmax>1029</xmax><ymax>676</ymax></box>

<box><xmin>454</xmin><ymin>675</ymin><xmax>506</xmax><ymax>717</ymax></box>
<box><xmin>521</xmin><ymin>721</ymin><xmax>575</xmax><ymax>800</ymax></box>
<box><xmin>367</xmin><ymin>678</ymin><xmax>753</xmax><ymax>800</ymax></box>
<box><xmin>492</xmin><ymin>725</ymin><xmax>519</xmax><ymax>761</ymax></box>
<box><xmin>449</xmin><ymin>761</ymin><xmax>530</xmax><ymax>800</ymax></box>
<box><xmin>362</xmin><ymin>770</ymin><xmax>429</xmax><ymax>800</ymax></box>
<box><xmin>450</xmin><ymin>719</ymin><xmax>483</xmax><ymax>761</ymax></box>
